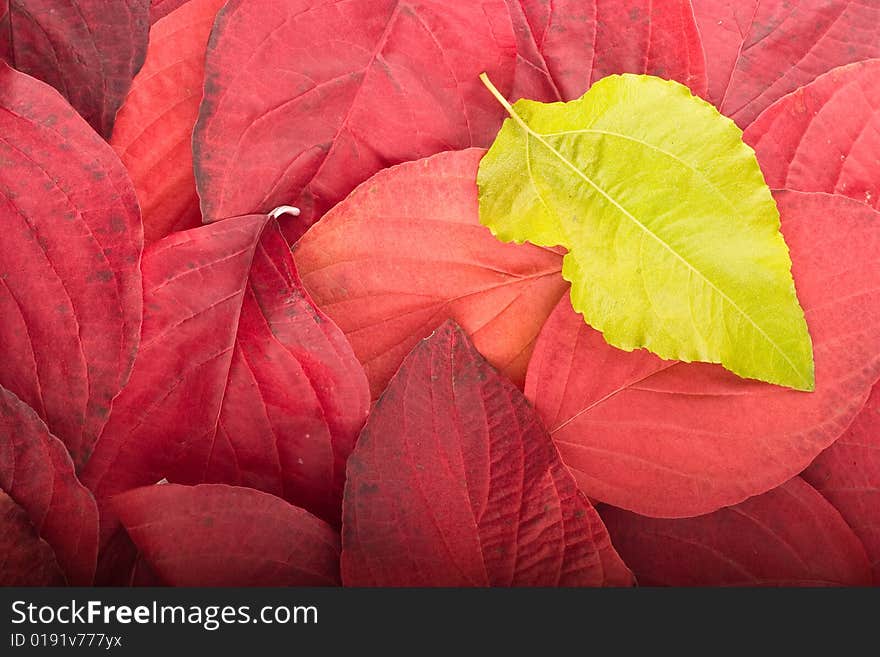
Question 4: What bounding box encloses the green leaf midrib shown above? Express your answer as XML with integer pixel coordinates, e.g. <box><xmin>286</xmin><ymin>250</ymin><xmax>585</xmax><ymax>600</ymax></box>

<box><xmin>515</xmin><ymin>116</ymin><xmax>810</xmax><ymax>389</ymax></box>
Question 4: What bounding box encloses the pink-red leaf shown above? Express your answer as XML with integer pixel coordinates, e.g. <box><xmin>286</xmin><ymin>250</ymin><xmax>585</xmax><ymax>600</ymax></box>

<box><xmin>744</xmin><ymin>59</ymin><xmax>880</xmax><ymax>210</ymax></box>
<box><xmin>342</xmin><ymin>321</ymin><xmax>633</xmax><ymax>587</ymax></box>
<box><xmin>193</xmin><ymin>0</ymin><xmax>517</xmax><ymax>241</ymax></box>
<box><xmin>0</xmin><ymin>0</ymin><xmax>150</xmax><ymax>137</ymax></box>
<box><xmin>114</xmin><ymin>484</ymin><xmax>340</xmax><ymax>586</ymax></box>
<box><xmin>526</xmin><ymin>191</ymin><xmax>880</xmax><ymax>518</ymax></box>
<box><xmin>0</xmin><ymin>63</ymin><xmax>143</xmax><ymax>468</ymax></box>
<box><xmin>0</xmin><ymin>386</ymin><xmax>99</xmax><ymax>585</ymax></box>
<box><xmin>112</xmin><ymin>0</ymin><xmax>226</xmax><ymax>243</ymax></box>
<box><xmin>82</xmin><ymin>214</ymin><xmax>369</xmax><ymax>528</ymax></box>
<box><xmin>804</xmin><ymin>383</ymin><xmax>880</xmax><ymax>584</ymax></box>
<box><xmin>692</xmin><ymin>0</ymin><xmax>880</xmax><ymax>126</ymax></box>
<box><xmin>506</xmin><ymin>0</ymin><xmax>707</xmax><ymax>102</ymax></box>
<box><xmin>294</xmin><ymin>148</ymin><xmax>568</xmax><ymax>399</ymax></box>
<box><xmin>600</xmin><ymin>478</ymin><xmax>872</xmax><ymax>586</ymax></box>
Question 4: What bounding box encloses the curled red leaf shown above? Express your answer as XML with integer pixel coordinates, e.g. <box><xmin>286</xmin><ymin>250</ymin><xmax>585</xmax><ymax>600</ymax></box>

<box><xmin>114</xmin><ymin>483</ymin><xmax>340</xmax><ymax>586</ymax></box>
<box><xmin>342</xmin><ymin>321</ymin><xmax>633</xmax><ymax>587</ymax></box>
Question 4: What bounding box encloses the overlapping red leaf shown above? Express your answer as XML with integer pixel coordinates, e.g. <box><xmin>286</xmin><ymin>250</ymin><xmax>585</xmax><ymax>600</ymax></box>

<box><xmin>113</xmin><ymin>0</ymin><xmax>227</xmax><ymax>243</ymax></box>
<box><xmin>0</xmin><ymin>0</ymin><xmax>150</xmax><ymax>137</ymax></box>
<box><xmin>526</xmin><ymin>191</ymin><xmax>880</xmax><ymax>517</ymax></box>
<box><xmin>692</xmin><ymin>0</ymin><xmax>880</xmax><ymax>126</ymax></box>
<box><xmin>600</xmin><ymin>477</ymin><xmax>872</xmax><ymax>586</ymax></box>
<box><xmin>295</xmin><ymin>149</ymin><xmax>568</xmax><ymax>399</ymax></box>
<box><xmin>193</xmin><ymin>0</ymin><xmax>517</xmax><ymax>241</ymax></box>
<box><xmin>342</xmin><ymin>321</ymin><xmax>633</xmax><ymax>587</ymax></box>
<box><xmin>745</xmin><ymin>59</ymin><xmax>880</xmax><ymax>210</ymax></box>
<box><xmin>804</xmin><ymin>383</ymin><xmax>880</xmax><ymax>584</ymax></box>
<box><xmin>114</xmin><ymin>483</ymin><xmax>340</xmax><ymax>586</ymax></box>
<box><xmin>83</xmin><ymin>214</ymin><xmax>369</xmax><ymax>530</ymax></box>
<box><xmin>0</xmin><ymin>386</ymin><xmax>99</xmax><ymax>586</ymax></box>
<box><xmin>505</xmin><ymin>0</ymin><xmax>707</xmax><ymax>102</ymax></box>
<box><xmin>0</xmin><ymin>63</ymin><xmax>143</xmax><ymax>468</ymax></box>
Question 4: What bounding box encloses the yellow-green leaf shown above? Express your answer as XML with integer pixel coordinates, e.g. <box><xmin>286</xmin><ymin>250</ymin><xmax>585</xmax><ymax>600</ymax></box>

<box><xmin>477</xmin><ymin>73</ymin><xmax>814</xmax><ymax>391</ymax></box>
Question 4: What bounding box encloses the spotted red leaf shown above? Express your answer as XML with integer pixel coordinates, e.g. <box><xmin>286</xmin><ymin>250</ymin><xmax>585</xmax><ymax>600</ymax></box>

<box><xmin>114</xmin><ymin>484</ymin><xmax>340</xmax><ymax>586</ymax></box>
<box><xmin>0</xmin><ymin>386</ymin><xmax>99</xmax><ymax>585</ymax></box>
<box><xmin>804</xmin><ymin>383</ymin><xmax>880</xmax><ymax>584</ymax></box>
<box><xmin>525</xmin><ymin>191</ymin><xmax>880</xmax><ymax>518</ymax></box>
<box><xmin>0</xmin><ymin>63</ymin><xmax>142</xmax><ymax>468</ymax></box>
<box><xmin>0</xmin><ymin>0</ymin><xmax>149</xmax><ymax>137</ymax></box>
<box><xmin>692</xmin><ymin>0</ymin><xmax>880</xmax><ymax>126</ymax></box>
<box><xmin>342</xmin><ymin>321</ymin><xmax>633</xmax><ymax>587</ymax></box>
<box><xmin>82</xmin><ymin>214</ymin><xmax>369</xmax><ymax>529</ymax></box>
<box><xmin>600</xmin><ymin>478</ymin><xmax>872</xmax><ymax>586</ymax></box>
<box><xmin>295</xmin><ymin>149</ymin><xmax>567</xmax><ymax>399</ymax></box>
<box><xmin>744</xmin><ymin>59</ymin><xmax>880</xmax><ymax>210</ymax></box>
<box><xmin>505</xmin><ymin>0</ymin><xmax>707</xmax><ymax>102</ymax></box>
<box><xmin>193</xmin><ymin>0</ymin><xmax>517</xmax><ymax>241</ymax></box>
<box><xmin>112</xmin><ymin>0</ymin><xmax>227</xmax><ymax>243</ymax></box>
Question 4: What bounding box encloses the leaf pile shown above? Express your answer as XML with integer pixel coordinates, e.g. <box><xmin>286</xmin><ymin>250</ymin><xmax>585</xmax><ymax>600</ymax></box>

<box><xmin>1</xmin><ymin>0</ymin><xmax>878</xmax><ymax>587</ymax></box>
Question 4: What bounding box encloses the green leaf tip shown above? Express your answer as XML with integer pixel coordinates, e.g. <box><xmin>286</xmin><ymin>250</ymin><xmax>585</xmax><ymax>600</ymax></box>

<box><xmin>477</xmin><ymin>73</ymin><xmax>815</xmax><ymax>392</ymax></box>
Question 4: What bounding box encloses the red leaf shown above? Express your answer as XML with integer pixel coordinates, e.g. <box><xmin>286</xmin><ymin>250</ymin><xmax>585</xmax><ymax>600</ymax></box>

<box><xmin>82</xmin><ymin>214</ymin><xmax>369</xmax><ymax>528</ymax></box>
<box><xmin>342</xmin><ymin>321</ymin><xmax>633</xmax><ymax>587</ymax></box>
<box><xmin>294</xmin><ymin>149</ymin><xmax>568</xmax><ymax>399</ymax></box>
<box><xmin>193</xmin><ymin>0</ymin><xmax>517</xmax><ymax>241</ymax></box>
<box><xmin>0</xmin><ymin>0</ymin><xmax>150</xmax><ymax>137</ymax></box>
<box><xmin>0</xmin><ymin>492</ymin><xmax>65</xmax><ymax>586</ymax></box>
<box><xmin>526</xmin><ymin>191</ymin><xmax>880</xmax><ymax>517</ymax></box>
<box><xmin>744</xmin><ymin>59</ymin><xmax>880</xmax><ymax>210</ymax></box>
<box><xmin>0</xmin><ymin>387</ymin><xmax>99</xmax><ymax>585</ymax></box>
<box><xmin>150</xmin><ymin>0</ymin><xmax>190</xmax><ymax>23</ymax></box>
<box><xmin>114</xmin><ymin>484</ymin><xmax>340</xmax><ymax>586</ymax></box>
<box><xmin>112</xmin><ymin>0</ymin><xmax>226</xmax><ymax>243</ymax></box>
<box><xmin>505</xmin><ymin>0</ymin><xmax>707</xmax><ymax>102</ymax></box>
<box><xmin>804</xmin><ymin>383</ymin><xmax>880</xmax><ymax>584</ymax></box>
<box><xmin>0</xmin><ymin>63</ymin><xmax>143</xmax><ymax>467</ymax></box>
<box><xmin>600</xmin><ymin>477</ymin><xmax>872</xmax><ymax>586</ymax></box>
<box><xmin>692</xmin><ymin>0</ymin><xmax>880</xmax><ymax>126</ymax></box>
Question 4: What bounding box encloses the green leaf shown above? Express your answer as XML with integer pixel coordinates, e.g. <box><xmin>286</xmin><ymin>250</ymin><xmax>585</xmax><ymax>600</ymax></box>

<box><xmin>477</xmin><ymin>73</ymin><xmax>814</xmax><ymax>391</ymax></box>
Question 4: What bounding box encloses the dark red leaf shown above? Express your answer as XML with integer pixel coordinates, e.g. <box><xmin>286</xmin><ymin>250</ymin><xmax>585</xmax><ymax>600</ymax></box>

<box><xmin>82</xmin><ymin>214</ymin><xmax>369</xmax><ymax>529</ymax></box>
<box><xmin>804</xmin><ymin>383</ymin><xmax>880</xmax><ymax>584</ymax></box>
<box><xmin>744</xmin><ymin>59</ymin><xmax>880</xmax><ymax>210</ymax></box>
<box><xmin>342</xmin><ymin>321</ymin><xmax>633</xmax><ymax>587</ymax></box>
<box><xmin>150</xmin><ymin>0</ymin><xmax>190</xmax><ymax>23</ymax></box>
<box><xmin>112</xmin><ymin>0</ymin><xmax>227</xmax><ymax>243</ymax></box>
<box><xmin>0</xmin><ymin>0</ymin><xmax>150</xmax><ymax>137</ymax></box>
<box><xmin>0</xmin><ymin>386</ymin><xmax>99</xmax><ymax>585</ymax></box>
<box><xmin>506</xmin><ymin>0</ymin><xmax>707</xmax><ymax>102</ymax></box>
<box><xmin>114</xmin><ymin>483</ymin><xmax>340</xmax><ymax>586</ymax></box>
<box><xmin>294</xmin><ymin>149</ymin><xmax>568</xmax><ymax>399</ymax></box>
<box><xmin>0</xmin><ymin>491</ymin><xmax>65</xmax><ymax>586</ymax></box>
<box><xmin>692</xmin><ymin>0</ymin><xmax>880</xmax><ymax>126</ymax></box>
<box><xmin>526</xmin><ymin>191</ymin><xmax>880</xmax><ymax>518</ymax></box>
<box><xmin>0</xmin><ymin>62</ymin><xmax>143</xmax><ymax>467</ymax></box>
<box><xmin>193</xmin><ymin>0</ymin><xmax>517</xmax><ymax>241</ymax></box>
<box><xmin>600</xmin><ymin>477</ymin><xmax>872</xmax><ymax>586</ymax></box>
